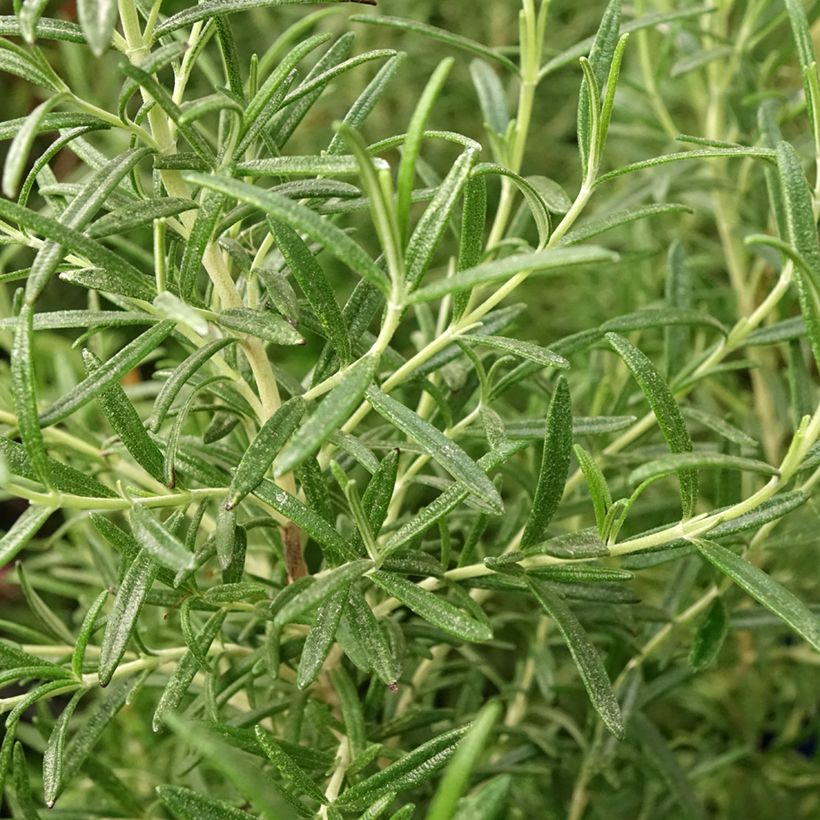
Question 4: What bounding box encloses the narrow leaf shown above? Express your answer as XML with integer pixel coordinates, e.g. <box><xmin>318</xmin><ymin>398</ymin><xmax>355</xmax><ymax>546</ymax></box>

<box><xmin>606</xmin><ymin>332</ymin><xmax>697</xmax><ymax>517</ymax></box>
<box><xmin>370</xmin><ymin>571</ymin><xmax>492</xmax><ymax>642</ymax></box>
<box><xmin>77</xmin><ymin>0</ymin><xmax>117</xmax><ymax>57</ymax></box>
<box><xmin>130</xmin><ymin>505</ymin><xmax>195</xmax><ymax>574</ymax></box>
<box><xmin>157</xmin><ymin>785</ymin><xmax>257</xmax><ymax>820</ymax></box>
<box><xmin>38</xmin><ymin>320</ymin><xmax>176</xmax><ymax>428</ymax></box>
<box><xmin>82</xmin><ymin>350</ymin><xmax>165</xmax><ymax>483</ymax></box>
<box><xmin>520</xmin><ymin>376</ymin><xmax>573</xmax><ymax>547</ymax></box>
<box><xmin>408</xmin><ymin>246</ymin><xmax>616</xmax><ymax>303</ymax></box>
<box><xmin>296</xmin><ymin>588</ymin><xmax>347</xmax><ymax>689</ymax></box>
<box><xmin>689</xmin><ymin>597</ymin><xmax>728</xmax><ymax>671</ymax></box>
<box><xmin>0</xmin><ymin>504</ymin><xmax>54</xmax><ymax>570</ymax></box>
<box><xmin>335</xmin><ymin>726</ymin><xmax>469</xmax><ymax>810</ymax></box>
<box><xmin>366</xmin><ymin>387</ymin><xmax>503</xmax><ymax>515</ymax></box>
<box><xmin>269</xmin><ymin>220</ymin><xmax>350</xmax><ymax>362</ymax></box>
<box><xmin>694</xmin><ymin>539</ymin><xmax>820</xmax><ymax>652</ymax></box>
<box><xmin>227</xmin><ymin>397</ymin><xmax>305</xmax><ymax>507</ymax></box>
<box><xmin>98</xmin><ymin>550</ymin><xmax>159</xmax><ymax>686</ymax></box>
<box><xmin>274</xmin><ymin>353</ymin><xmax>378</xmax><ymax>477</ymax></box>
<box><xmin>526</xmin><ymin>577</ymin><xmax>624</xmax><ymax>738</ymax></box>
<box><xmin>273</xmin><ymin>560</ymin><xmax>372</xmax><ymax>627</ymax></box>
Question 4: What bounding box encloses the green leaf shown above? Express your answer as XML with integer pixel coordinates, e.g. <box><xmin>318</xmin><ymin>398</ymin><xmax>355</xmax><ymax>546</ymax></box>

<box><xmin>43</xmin><ymin>688</ymin><xmax>87</xmax><ymax>808</ymax></box>
<box><xmin>526</xmin><ymin>577</ymin><xmax>624</xmax><ymax>738</ymax></box>
<box><xmin>58</xmin><ymin>677</ymin><xmax>139</xmax><ymax>800</ymax></box>
<box><xmin>11</xmin><ymin>305</ymin><xmax>49</xmax><ymax>485</ymax></box>
<box><xmin>274</xmin><ymin>353</ymin><xmax>378</xmax><ymax>477</ymax></box>
<box><xmin>82</xmin><ymin>350</ymin><xmax>165</xmax><ymax>483</ymax></box>
<box><xmin>606</xmin><ymin>332</ymin><xmax>697</xmax><ymax>517</ymax></box>
<box><xmin>77</xmin><ymin>0</ymin><xmax>117</xmax><ymax>56</ymax></box>
<box><xmin>361</xmin><ymin>448</ymin><xmax>400</xmax><ymax>539</ymax></box>
<box><xmin>24</xmin><ymin>147</ymin><xmax>153</xmax><ymax>302</ymax></box>
<box><xmin>179</xmin><ymin>191</ymin><xmax>224</xmax><ymax>298</ymax></box>
<box><xmin>273</xmin><ymin>560</ymin><xmax>372</xmax><ymax>627</ymax></box>
<box><xmin>406</xmin><ymin>147</ymin><xmax>478</xmax><ymax>287</ymax></box>
<box><xmin>39</xmin><ymin>320</ymin><xmax>176</xmax><ymax>428</ymax></box>
<box><xmin>460</xmin><ymin>334</ymin><xmax>569</xmax><ymax>369</ymax></box>
<box><xmin>397</xmin><ymin>57</ymin><xmax>454</xmax><ymax>239</ymax></box>
<box><xmin>681</xmin><ymin>407</ymin><xmax>758</xmax><ymax>449</ymax></box>
<box><xmin>72</xmin><ymin>590</ymin><xmax>108</xmax><ymax>677</ymax></box>
<box><xmin>689</xmin><ymin>597</ymin><xmax>728</xmax><ymax>671</ymax></box>
<box><xmin>426</xmin><ymin>701</ymin><xmax>502</xmax><ymax>820</ymax></box>
<box><xmin>471</xmin><ymin>163</ymin><xmax>551</xmax><ymax>249</ymax></box>
<box><xmin>218</xmin><ymin>307</ymin><xmax>304</xmax><ymax>346</ymax></box>
<box><xmin>408</xmin><ymin>246</ymin><xmax>616</xmax><ymax>303</ymax></box>
<box><xmin>227</xmin><ymin>397</ymin><xmax>305</xmax><ymax>508</ymax></box>
<box><xmin>632</xmin><ymin>713</ymin><xmax>707</xmax><ymax>820</ymax></box>
<box><xmin>602</xmin><ymin>307</ymin><xmax>725</xmax><ymax>335</ymax></box>
<box><xmin>163</xmin><ymin>715</ymin><xmax>293</xmax><ymax>820</ymax></box>
<box><xmin>338</xmin><ymin>122</ymin><xmax>404</xmax><ymax>284</ymax></box>
<box><xmin>0</xmin><ymin>638</ymin><xmax>68</xmax><ymax>673</ymax></box>
<box><xmin>98</xmin><ymin>549</ymin><xmax>159</xmax><ymax>687</ymax></box>
<box><xmin>296</xmin><ymin>588</ymin><xmax>347</xmax><ymax>689</ymax></box>
<box><xmin>470</xmin><ymin>59</ymin><xmax>510</xmax><ymax>137</ymax></box>
<box><xmin>629</xmin><ymin>452</ymin><xmax>776</xmax><ymax>487</ymax></box>
<box><xmin>452</xmin><ymin>776</ymin><xmax>511</xmax><ymax>820</ymax></box>
<box><xmin>694</xmin><ymin>539</ymin><xmax>820</xmax><ymax>652</ymax></box>
<box><xmin>253</xmin><ymin>726</ymin><xmax>327</xmax><ymax>803</ymax></box>
<box><xmin>0</xmin><ymin>504</ymin><xmax>54</xmax><ymax>570</ymax></box>
<box><xmin>595</xmin><ymin>147</ymin><xmax>776</xmax><ymax>187</ymax></box>
<box><xmin>383</xmin><ymin>442</ymin><xmax>525</xmax><ymax>555</ymax></box>
<box><xmin>2</xmin><ymin>93</ymin><xmax>66</xmax><ymax>198</ymax></box>
<box><xmin>149</xmin><ymin>338</ymin><xmax>234</xmax><ymax>431</ymax></box>
<box><xmin>86</xmin><ymin>197</ymin><xmax>197</xmax><ymax>239</ymax></box>
<box><xmin>744</xmin><ymin>316</ymin><xmax>805</xmax><ymax>347</ymax></box>
<box><xmin>344</xmin><ymin>584</ymin><xmax>398</xmax><ymax>688</ymax></box>
<box><xmin>59</xmin><ymin>266</ymin><xmax>155</xmax><ymax>301</ymax></box>
<box><xmin>560</xmin><ymin>203</ymin><xmax>693</xmax><ymax>246</ymax></box>
<box><xmin>120</xmin><ymin>64</ymin><xmax>214</xmax><ymax>166</ymax></box>
<box><xmin>327</xmin><ymin>52</ymin><xmax>405</xmax><ymax>155</ymax></box>
<box><xmin>18</xmin><ymin>0</ymin><xmax>51</xmax><ymax>43</ymax></box>
<box><xmin>520</xmin><ymin>376</ymin><xmax>573</xmax><ymax>547</ymax></box>
<box><xmin>254</xmin><ymin>478</ymin><xmax>357</xmax><ymax>563</ymax></box>
<box><xmin>0</xmin><ymin>37</ymin><xmax>62</xmax><ymax>90</ymax></box>
<box><xmin>573</xmin><ymin>444</ymin><xmax>612</xmax><ymax>537</ymax></box>
<box><xmin>366</xmin><ymin>387</ymin><xmax>504</xmax><ymax>515</ymax></box>
<box><xmin>152</xmin><ymin>611</ymin><xmax>226</xmax><ymax>732</ymax></box>
<box><xmin>335</xmin><ymin>725</ymin><xmax>469</xmax><ymax>810</ymax></box>
<box><xmin>370</xmin><ymin>571</ymin><xmax>492</xmax><ymax>642</ymax></box>
<box><xmin>157</xmin><ymin>785</ymin><xmax>257</xmax><ymax>819</ymax></box>
<box><xmin>15</xmin><ymin>561</ymin><xmax>73</xmax><ymax>643</ymax></box>
<box><xmin>775</xmin><ymin>141</ymin><xmax>820</xmax><ymax>369</ymax></box>
<box><xmin>350</xmin><ymin>15</ymin><xmax>519</xmax><ymax>74</ymax></box>
<box><xmin>183</xmin><ymin>172</ymin><xmax>391</xmax><ymax>295</ymax></box>
<box><xmin>454</xmin><ymin>175</ymin><xmax>487</xmax><ymax>317</ymax></box>
<box><xmin>269</xmin><ymin>220</ymin><xmax>351</xmax><ymax>363</ymax></box>
<box><xmin>130</xmin><ymin>505</ymin><xmax>195</xmax><ymax>574</ymax></box>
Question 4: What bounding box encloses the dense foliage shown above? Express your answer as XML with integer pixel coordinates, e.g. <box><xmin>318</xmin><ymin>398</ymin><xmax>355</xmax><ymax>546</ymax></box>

<box><xmin>0</xmin><ymin>0</ymin><xmax>819</xmax><ymax>817</ymax></box>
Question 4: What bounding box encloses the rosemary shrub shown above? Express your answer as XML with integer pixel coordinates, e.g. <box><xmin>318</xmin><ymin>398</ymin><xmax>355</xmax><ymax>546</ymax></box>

<box><xmin>0</xmin><ymin>0</ymin><xmax>819</xmax><ymax>817</ymax></box>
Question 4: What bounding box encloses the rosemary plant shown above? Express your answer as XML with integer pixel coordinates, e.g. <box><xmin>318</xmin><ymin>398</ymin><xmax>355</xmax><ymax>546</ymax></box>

<box><xmin>0</xmin><ymin>0</ymin><xmax>819</xmax><ymax>817</ymax></box>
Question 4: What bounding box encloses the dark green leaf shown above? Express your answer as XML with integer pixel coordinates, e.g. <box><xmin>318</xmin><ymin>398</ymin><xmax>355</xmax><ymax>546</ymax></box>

<box><xmin>689</xmin><ymin>597</ymin><xmax>728</xmax><ymax>671</ymax></box>
<box><xmin>275</xmin><ymin>354</ymin><xmax>378</xmax><ymax>477</ymax></box>
<box><xmin>526</xmin><ymin>577</ymin><xmax>624</xmax><ymax>738</ymax></box>
<box><xmin>39</xmin><ymin>320</ymin><xmax>176</xmax><ymax>428</ymax></box>
<box><xmin>370</xmin><ymin>571</ymin><xmax>492</xmax><ymax>642</ymax></box>
<box><xmin>98</xmin><ymin>549</ymin><xmax>159</xmax><ymax>686</ymax></box>
<box><xmin>606</xmin><ymin>332</ymin><xmax>697</xmax><ymax>517</ymax></box>
<box><xmin>694</xmin><ymin>539</ymin><xmax>820</xmax><ymax>652</ymax></box>
<box><xmin>367</xmin><ymin>387</ymin><xmax>503</xmax><ymax>515</ymax></box>
<box><xmin>520</xmin><ymin>376</ymin><xmax>573</xmax><ymax>547</ymax></box>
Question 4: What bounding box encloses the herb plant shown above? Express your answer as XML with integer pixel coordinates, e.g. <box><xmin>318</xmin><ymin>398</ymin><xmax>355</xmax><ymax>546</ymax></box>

<box><xmin>1</xmin><ymin>0</ymin><xmax>819</xmax><ymax>817</ymax></box>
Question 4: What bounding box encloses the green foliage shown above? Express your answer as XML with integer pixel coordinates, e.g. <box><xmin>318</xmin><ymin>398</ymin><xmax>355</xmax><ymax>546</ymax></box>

<box><xmin>0</xmin><ymin>1</ymin><xmax>818</xmax><ymax>818</ymax></box>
